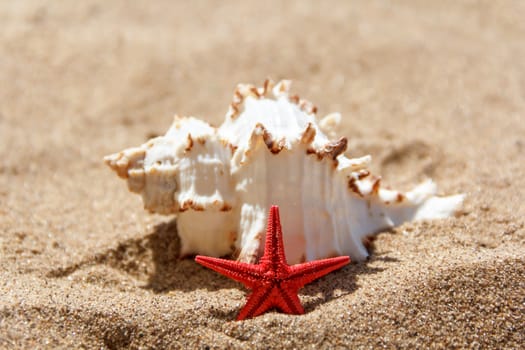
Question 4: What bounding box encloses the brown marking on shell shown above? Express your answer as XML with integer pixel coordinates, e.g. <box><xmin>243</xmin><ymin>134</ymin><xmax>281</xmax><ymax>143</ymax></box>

<box><xmin>262</xmin><ymin>79</ymin><xmax>273</xmax><ymax>96</ymax></box>
<box><xmin>179</xmin><ymin>200</ymin><xmax>191</xmax><ymax>212</ymax></box>
<box><xmin>104</xmin><ymin>149</ymin><xmax>147</xmax><ymax>179</ymax></box>
<box><xmin>255</xmin><ymin>123</ymin><xmax>285</xmax><ymax>154</ymax></box>
<box><xmin>193</xmin><ymin>204</ymin><xmax>205</xmax><ymax>211</ymax></box>
<box><xmin>229</xmin><ymin>102</ymin><xmax>239</xmax><ymax>118</ymax></box>
<box><xmin>179</xmin><ymin>199</ymin><xmax>204</xmax><ymax>212</ymax></box>
<box><xmin>247</xmin><ymin>124</ymin><xmax>264</xmax><ymax>151</ymax></box>
<box><xmin>306</xmin><ymin>146</ymin><xmax>331</xmax><ymax>163</ymax></box>
<box><xmin>185</xmin><ymin>134</ymin><xmax>193</xmax><ymax>152</ymax></box>
<box><xmin>306</xmin><ymin>138</ymin><xmax>346</xmax><ymax>166</ymax></box>
<box><xmin>149</xmin><ymin>166</ymin><xmax>159</xmax><ymax>175</ymax></box>
<box><xmin>221</xmin><ymin>202</ymin><xmax>233</xmax><ymax>212</ymax></box>
<box><xmin>250</xmin><ymin>86</ymin><xmax>261</xmax><ymax>98</ymax></box>
<box><xmin>322</xmin><ymin>137</ymin><xmax>348</xmax><ymax>160</ymax></box>
<box><xmin>301</xmin><ymin>123</ymin><xmax>316</xmax><ymax>144</ymax></box>
<box><xmin>233</xmin><ymin>89</ymin><xmax>244</xmax><ymax>103</ymax></box>
<box><xmin>220</xmin><ymin>138</ymin><xmax>238</xmax><ymax>155</ymax></box>
<box><xmin>228</xmin><ymin>79</ymin><xmax>316</xmax><ymax>121</ymax></box>
<box><xmin>348</xmin><ymin>177</ymin><xmax>363</xmax><ymax>197</ymax></box>
<box><xmin>357</xmin><ymin>170</ymin><xmax>370</xmax><ymax>179</ymax></box>
<box><xmin>371</xmin><ymin>177</ymin><xmax>381</xmax><ymax>195</ymax></box>
<box><xmin>306</xmin><ymin>147</ymin><xmax>316</xmax><ymax>156</ymax></box>
<box><xmin>274</xmin><ymin>139</ymin><xmax>287</xmax><ymax>154</ymax></box>
<box><xmin>229</xmin><ymin>89</ymin><xmax>245</xmax><ymax>119</ymax></box>
<box><xmin>298</xmin><ymin>99</ymin><xmax>317</xmax><ymax>115</ymax></box>
<box><xmin>236</xmin><ymin>83</ymin><xmax>261</xmax><ymax>100</ymax></box>
<box><xmin>276</xmin><ymin>80</ymin><xmax>291</xmax><ymax>94</ymax></box>
<box><xmin>196</xmin><ymin>137</ymin><xmax>206</xmax><ymax>145</ymax></box>
<box><xmin>229</xmin><ymin>143</ymin><xmax>238</xmax><ymax>155</ymax></box>
<box><xmin>396</xmin><ymin>193</ymin><xmax>405</xmax><ymax>203</ymax></box>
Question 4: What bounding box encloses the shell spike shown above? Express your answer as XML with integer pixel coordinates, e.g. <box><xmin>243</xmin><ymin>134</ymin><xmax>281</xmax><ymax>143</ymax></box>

<box><xmin>104</xmin><ymin>147</ymin><xmax>145</xmax><ymax>180</ymax></box>
<box><xmin>185</xmin><ymin>133</ymin><xmax>194</xmax><ymax>152</ymax></box>
<box><xmin>261</xmin><ymin>78</ymin><xmax>275</xmax><ymax>97</ymax></box>
<box><xmin>272</xmin><ymin>80</ymin><xmax>292</xmax><ymax>97</ymax></box>
<box><xmin>245</xmin><ymin>125</ymin><xmax>265</xmax><ymax>151</ymax></box>
<box><xmin>239</xmin><ymin>123</ymin><xmax>273</xmax><ymax>164</ymax></box>
<box><xmin>322</xmin><ymin>137</ymin><xmax>348</xmax><ymax>160</ymax></box>
<box><xmin>336</xmin><ymin>155</ymin><xmax>371</xmax><ymax>173</ymax></box>
<box><xmin>300</xmin><ymin>123</ymin><xmax>317</xmax><ymax>145</ymax></box>
<box><xmin>319</xmin><ymin>112</ymin><xmax>341</xmax><ymax>138</ymax></box>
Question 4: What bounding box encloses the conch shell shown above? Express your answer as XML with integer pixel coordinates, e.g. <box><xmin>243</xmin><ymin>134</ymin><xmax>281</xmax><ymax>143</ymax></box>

<box><xmin>105</xmin><ymin>80</ymin><xmax>463</xmax><ymax>264</ymax></box>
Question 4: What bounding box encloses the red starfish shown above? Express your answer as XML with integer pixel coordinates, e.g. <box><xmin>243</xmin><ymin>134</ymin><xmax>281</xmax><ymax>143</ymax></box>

<box><xmin>195</xmin><ymin>205</ymin><xmax>350</xmax><ymax>320</ymax></box>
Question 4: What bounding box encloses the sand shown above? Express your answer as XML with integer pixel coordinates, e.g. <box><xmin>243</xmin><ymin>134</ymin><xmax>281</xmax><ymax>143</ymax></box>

<box><xmin>1</xmin><ymin>1</ymin><xmax>524</xmax><ymax>348</ymax></box>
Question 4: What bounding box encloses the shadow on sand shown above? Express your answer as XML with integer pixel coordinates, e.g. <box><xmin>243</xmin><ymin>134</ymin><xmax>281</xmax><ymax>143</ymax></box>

<box><xmin>47</xmin><ymin>217</ymin><xmax>398</xmax><ymax>310</ymax></box>
<box><xmin>143</xmin><ymin>217</ymin><xmax>398</xmax><ymax>306</ymax></box>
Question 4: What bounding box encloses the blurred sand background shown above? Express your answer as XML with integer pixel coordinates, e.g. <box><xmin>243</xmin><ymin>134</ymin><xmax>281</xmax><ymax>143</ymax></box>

<box><xmin>1</xmin><ymin>1</ymin><xmax>524</xmax><ymax>348</ymax></box>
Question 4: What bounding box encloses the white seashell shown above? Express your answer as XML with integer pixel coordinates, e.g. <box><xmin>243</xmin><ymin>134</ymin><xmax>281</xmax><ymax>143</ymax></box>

<box><xmin>105</xmin><ymin>79</ymin><xmax>464</xmax><ymax>264</ymax></box>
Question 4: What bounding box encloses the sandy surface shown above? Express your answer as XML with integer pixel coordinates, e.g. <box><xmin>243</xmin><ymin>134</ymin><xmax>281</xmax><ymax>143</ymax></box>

<box><xmin>1</xmin><ymin>1</ymin><xmax>524</xmax><ymax>348</ymax></box>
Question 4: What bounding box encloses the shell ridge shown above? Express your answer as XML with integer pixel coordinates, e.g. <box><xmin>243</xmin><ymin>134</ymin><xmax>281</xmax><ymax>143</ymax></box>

<box><xmin>334</xmin><ymin>173</ymin><xmax>370</xmax><ymax>260</ymax></box>
<box><xmin>301</xmin><ymin>152</ymin><xmax>317</xmax><ymax>261</ymax></box>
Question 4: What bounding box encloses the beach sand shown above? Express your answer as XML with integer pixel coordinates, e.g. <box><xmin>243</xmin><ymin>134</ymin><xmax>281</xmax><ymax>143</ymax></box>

<box><xmin>1</xmin><ymin>1</ymin><xmax>524</xmax><ymax>348</ymax></box>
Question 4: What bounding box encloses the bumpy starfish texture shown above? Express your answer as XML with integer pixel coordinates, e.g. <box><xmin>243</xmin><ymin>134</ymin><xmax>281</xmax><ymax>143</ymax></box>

<box><xmin>195</xmin><ymin>205</ymin><xmax>350</xmax><ymax>320</ymax></box>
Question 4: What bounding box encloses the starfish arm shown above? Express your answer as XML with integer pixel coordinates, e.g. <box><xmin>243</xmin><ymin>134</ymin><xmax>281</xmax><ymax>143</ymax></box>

<box><xmin>238</xmin><ymin>284</ymin><xmax>304</xmax><ymax>320</ymax></box>
<box><xmin>260</xmin><ymin>205</ymin><xmax>288</xmax><ymax>267</ymax></box>
<box><xmin>195</xmin><ymin>255</ymin><xmax>262</xmax><ymax>288</ymax></box>
<box><xmin>288</xmin><ymin>256</ymin><xmax>350</xmax><ymax>286</ymax></box>
<box><xmin>236</xmin><ymin>284</ymin><xmax>274</xmax><ymax>320</ymax></box>
<box><xmin>273</xmin><ymin>283</ymin><xmax>305</xmax><ymax>315</ymax></box>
